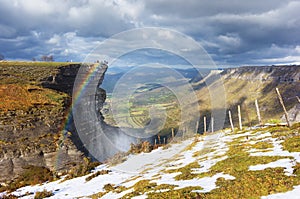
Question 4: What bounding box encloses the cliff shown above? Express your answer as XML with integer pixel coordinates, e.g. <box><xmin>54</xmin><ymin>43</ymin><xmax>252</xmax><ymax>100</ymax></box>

<box><xmin>0</xmin><ymin>62</ymin><xmax>92</xmax><ymax>183</ymax></box>
<box><xmin>222</xmin><ymin>65</ymin><xmax>300</xmax><ymax>83</ymax></box>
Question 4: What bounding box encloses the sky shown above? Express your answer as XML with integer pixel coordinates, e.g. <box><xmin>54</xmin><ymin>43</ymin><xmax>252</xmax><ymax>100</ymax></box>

<box><xmin>1</xmin><ymin>0</ymin><xmax>300</xmax><ymax>67</ymax></box>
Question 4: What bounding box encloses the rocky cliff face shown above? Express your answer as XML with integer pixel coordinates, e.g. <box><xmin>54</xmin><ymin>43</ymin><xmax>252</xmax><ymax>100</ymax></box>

<box><xmin>222</xmin><ymin>65</ymin><xmax>300</xmax><ymax>83</ymax></box>
<box><xmin>0</xmin><ymin>63</ymin><xmax>94</xmax><ymax>183</ymax></box>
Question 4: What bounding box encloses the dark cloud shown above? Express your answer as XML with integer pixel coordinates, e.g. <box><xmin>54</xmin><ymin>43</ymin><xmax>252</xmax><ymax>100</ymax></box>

<box><xmin>144</xmin><ymin>0</ymin><xmax>291</xmax><ymax>17</ymax></box>
<box><xmin>0</xmin><ymin>0</ymin><xmax>299</xmax><ymax>65</ymax></box>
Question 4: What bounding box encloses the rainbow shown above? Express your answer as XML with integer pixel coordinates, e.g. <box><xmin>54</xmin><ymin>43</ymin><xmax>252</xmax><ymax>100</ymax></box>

<box><xmin>54</xmin><ymin>63</ymin><xmax>103</xmax><ymax>172</ymax></box>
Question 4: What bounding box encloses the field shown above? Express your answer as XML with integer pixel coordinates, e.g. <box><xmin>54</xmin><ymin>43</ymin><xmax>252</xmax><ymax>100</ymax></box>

<box><xmin>103</xmin><ymin>84</ymin><xmax>181</xmax><ymax>136</ymax></box>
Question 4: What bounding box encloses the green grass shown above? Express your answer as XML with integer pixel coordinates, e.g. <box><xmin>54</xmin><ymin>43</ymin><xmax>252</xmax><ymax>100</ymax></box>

<box><xmin>0</xmin><ymin>61</ymin><xmax>73</xmax><ymax>85</ymax></box>
<box><xmin>204</xmin><ymin>167</ymin><xmax>300</xmax><ymax>198</ymax></box>
<box><xmin>103</xmin><ymin>87</ymin><xmax>181</xmax><ymax>135</ymax></box>
<box><xmin>152</xmin><ymin>125</ymin><xmax>300</xmax><ymax>198</ymax></box>
<box><xmin>282</xmin><ymin>135</ymin><xmax>300</xmax><ymax>152</ymax></box>
<box><xmin>252</xmin><ymin>141</ymin><xmax>273</xmax><ymax>149</ymax></box>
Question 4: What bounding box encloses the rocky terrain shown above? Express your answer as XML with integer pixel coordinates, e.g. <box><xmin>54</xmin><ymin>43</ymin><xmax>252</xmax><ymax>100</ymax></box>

<box><xmin>0</xmin><ymin>62</ymin><xmax>94</xmax><ymax>184</ymax></box>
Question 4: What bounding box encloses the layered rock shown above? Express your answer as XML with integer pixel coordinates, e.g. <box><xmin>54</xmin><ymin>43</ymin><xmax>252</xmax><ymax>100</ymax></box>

<box><xmin>222</xmin><ymin>65</ymin><xmax>300</xmax><ymax>83</ymax></box>
<box><xmin>0</xmin><ymin>64</ymin><xmax>88</xmax><ymax>183</ymax></box>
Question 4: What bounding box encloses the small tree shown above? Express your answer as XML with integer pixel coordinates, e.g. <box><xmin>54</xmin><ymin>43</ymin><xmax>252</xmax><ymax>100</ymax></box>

<box><xmin>40</xmin><ymin>55</ymin><xmax>54</xmax><ymax>62</ymax></box>
<box><xmin>41</xmin><ymin>55</ymin><xmax>47</xmax><ymax>61</ymax></box>
<box><xmin>48</xmin><ymin>55</ymin><xmax>54</xmax><ymax>62</ymax></box>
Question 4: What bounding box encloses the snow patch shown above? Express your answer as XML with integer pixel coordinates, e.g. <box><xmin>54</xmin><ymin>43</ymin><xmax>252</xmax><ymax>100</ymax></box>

<box><xmin>249</xmin><ymin>158</ymin><xmax>296</xmax><ymax>176</ymax></box>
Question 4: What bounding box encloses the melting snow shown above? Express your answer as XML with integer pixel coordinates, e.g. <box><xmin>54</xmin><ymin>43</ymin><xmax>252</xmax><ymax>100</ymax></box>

<box><xmin>2</xmin><ymin>128</ymin><xmax>300</xmax><ymax>199</ymax></box>
<box><xmin>249</xmin><ymin>158</ymin><xmax>296</xmax><ymax>176</ymax></box>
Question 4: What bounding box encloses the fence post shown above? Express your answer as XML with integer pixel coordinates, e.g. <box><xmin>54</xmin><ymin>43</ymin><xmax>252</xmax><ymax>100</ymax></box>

<box><xmin>275</xmin><ymin>87</ymin><xmax>291</xmax><ymax>127</ymax></box>
<box><xmin>196</xmin><ymin>121</ymin><xmax>199</xmax><ymax>134</ymax></box>
<box><xmin>204</xmin><ymin>116</ymin><xmax>207</xmax><ymax>134</ymax></box>
<box><xmin>255</xmin><ymin>99</ymin><xmax>262</xmax><ymax>125</ymax></box>
<box><xmin>158</xmin><ymin>135</ymin><xmax>161</xmax><ymax>144</ymax></box>
<box><xmin>171</xmin><ymin>128</ymin><xmax>175</xmax><ymax>139</ymax></box>
<box><xmin>228</xmin><ymin>110</ymin><xmax>234</xmax><ymax>132</ymax></box>
<box><xmin>238</xmin><ymin>105</ymin><xmax>242</xmax><ymax>130</ymax></box>
<box><xmin>211</xmin><ymin>117</ymin><xmax>214</xmax><ymax>133</ymax></box>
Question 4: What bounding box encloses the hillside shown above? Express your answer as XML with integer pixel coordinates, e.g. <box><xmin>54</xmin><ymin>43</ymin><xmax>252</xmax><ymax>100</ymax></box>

<box><xmin>193</xmin><ymin>65</ymin><xmax>300</xmax><ymax>131</ymax></box>
<box><xmin>1</xmin><ymin>123</ymin><xmax>300</xmax><ymax>198</ymax></box>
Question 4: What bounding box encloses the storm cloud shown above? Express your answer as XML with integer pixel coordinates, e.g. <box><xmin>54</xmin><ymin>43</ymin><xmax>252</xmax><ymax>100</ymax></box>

<box><xmin>0</xmin><ymin>0</ymin><xmax>300</xmax><ymax>66</ymax></box>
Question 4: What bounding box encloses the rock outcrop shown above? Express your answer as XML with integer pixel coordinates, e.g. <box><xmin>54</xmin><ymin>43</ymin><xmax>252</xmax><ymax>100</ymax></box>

<box><xmin>281</xmin><ymin>103</ymin><xmax>300</xmax><ymax>123</ymax></box>
<box><xmin>0</xmin><ymin>63</ymin><xmax>89</xmax><ymax>183</ymax></box>
<box><xmin>222</xmin><ymin>65</ymin><xmax>300</xmax><ymax>83</ymax></box>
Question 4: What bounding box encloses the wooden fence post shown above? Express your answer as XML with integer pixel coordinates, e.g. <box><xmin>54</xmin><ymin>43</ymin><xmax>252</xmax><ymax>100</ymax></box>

<box><xmin>171</xmin><ymin>128</ymin><xmax>175</xmax><ymax>139</ymax></box>
<box><xmin>228</xmin><ymin>110</ymin><xmax>234</xmax><ymax>132</ymax></box>
<box><xmin>204</xmin><ymin>116</ymin><xmax>207</xmax><ymax>134</ymax></box>
<box><xmin>255</xmin><ymin>99</ymin><xmax>262</xmax><ymax>125</ymax></box>
<box><xmin>296</xmin><ymin>96</ymin><xmax>300</xmax><ymax>103</ymax></box>
<box><xmin>275</xmin><ymin>87</ymin><xmax>291</xmax><ymax>127</ymax></box>
<box><xmin>158</xmin><ymin>135</ymin><xmax>161</xmax><ymax>144</ymax></box>
<box><xmin>196</xmin><ymin>121</ymin><xmax>199</xmax><ymax>134</ymax></box>
<box><xmin>238</xmin><ymin>105</ymin><xmax>242</xmax><ymax>130</ymax></box>
<box><xmin>211</xmin><ymin>117</ymin><xmax>214</xmax><ymax>133</ymax></box>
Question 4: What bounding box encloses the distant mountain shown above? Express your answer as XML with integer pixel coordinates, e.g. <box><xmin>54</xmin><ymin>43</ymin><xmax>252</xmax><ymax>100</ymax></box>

<box><xmin>101</xmin><ymin>66</ymin><xmax>212</xmax><ymax>93</ymax></box>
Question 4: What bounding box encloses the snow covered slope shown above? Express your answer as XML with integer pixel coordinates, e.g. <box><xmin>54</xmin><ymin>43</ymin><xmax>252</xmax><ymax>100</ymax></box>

<box><xmin>1</xmin><ymin>124</ymin><xmax>300</xmax><ymax>199</ymax></box>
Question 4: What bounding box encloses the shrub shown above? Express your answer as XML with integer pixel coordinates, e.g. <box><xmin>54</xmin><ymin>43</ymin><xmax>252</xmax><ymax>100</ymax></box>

<box><xmin>103</xmin><ymin>183</ymin><xmax>115</xmax><ymax>192</ymax></box>
<box><xmin>18</xmin><ymin>165</ymin><xmax>54</xmax><ymax>186</ymax></box>
<box><xmin>85</xmin><ymin>170</ymin><xmax>111</xmax><ymax>181</ymax></box>
<box><xmin>3</xmin><ymin>165</ymin><xmax>54</xmax><ymax>192</ymax></box>
<box><xmin>129</xmin><ymin>141</ymin><xmax>153</xmax><ymax>154</ymax></box>
<box><xmin>64</xmin><ymin>158</ymin><xmax>101</xmax><ymax>180</ymax></box>
<box><xmin>1</xmin><ymin>194</ymin><xmax>18</xmax><ymax>199</ymax></box>
<box><xmin>34</xmin><ymin>189</ymin><xmax>53</xmax><ymax>199</ymax></box>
